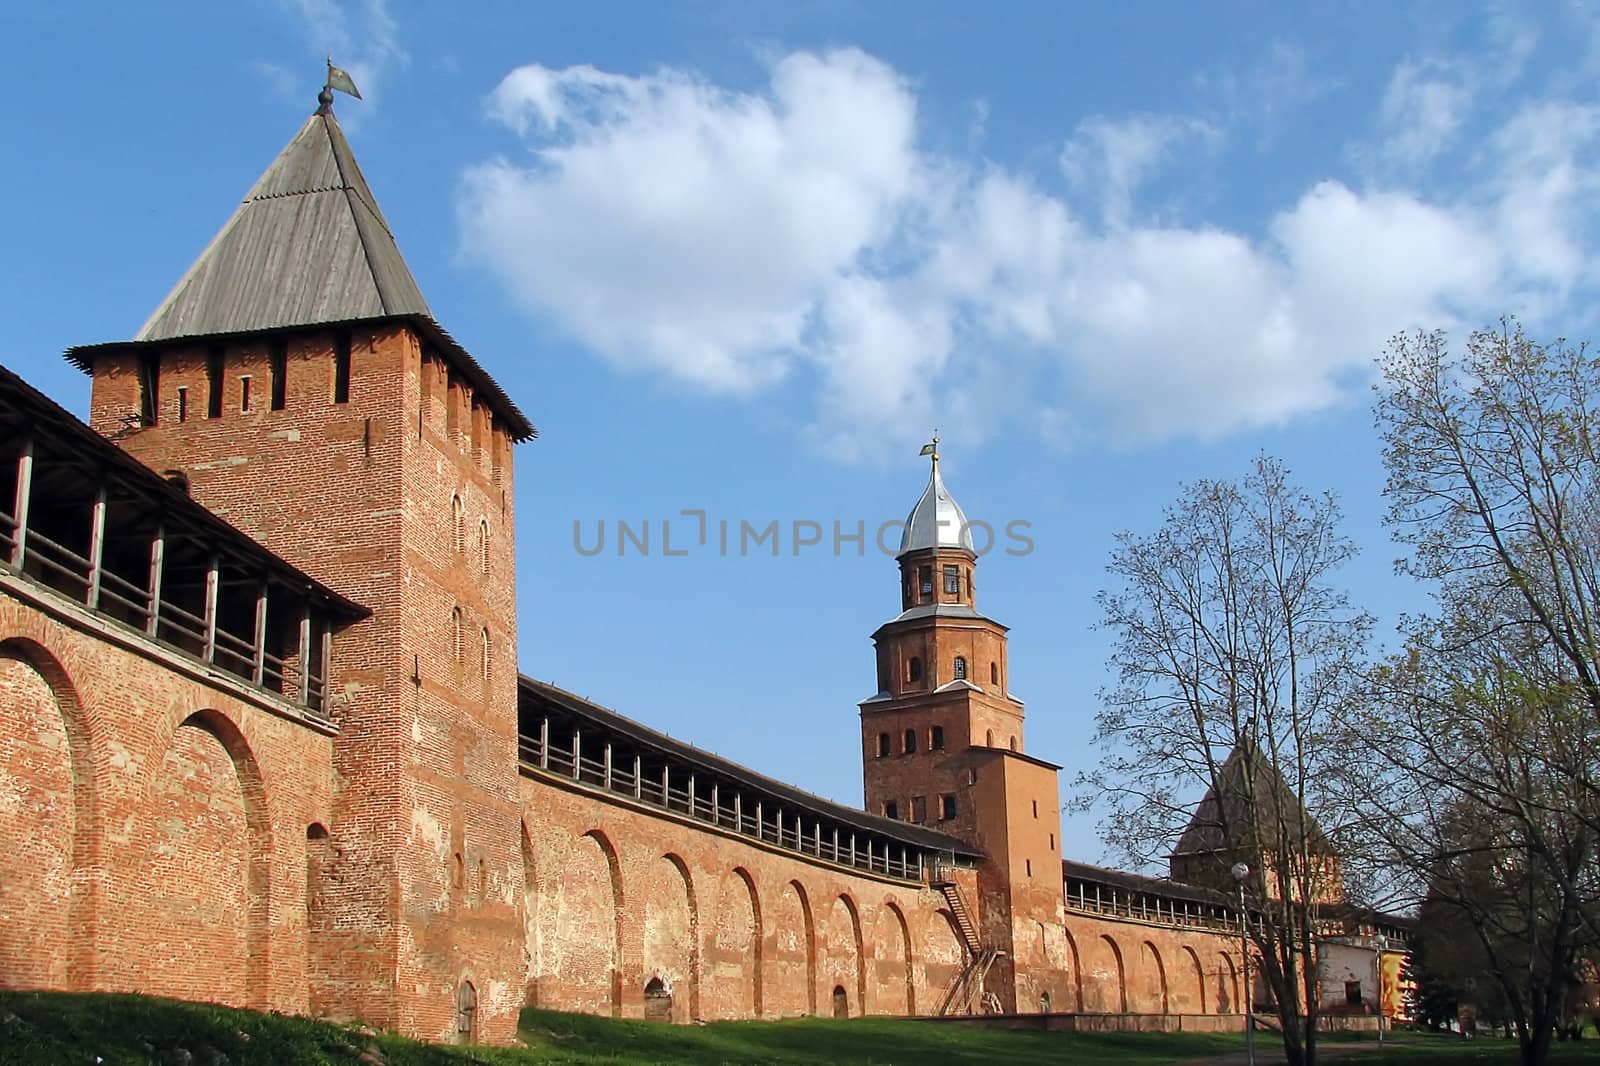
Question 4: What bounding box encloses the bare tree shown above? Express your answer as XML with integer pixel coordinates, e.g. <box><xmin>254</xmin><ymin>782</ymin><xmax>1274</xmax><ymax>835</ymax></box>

<box><xmin>1086</xmin><ymin>455</ymin><xmax>1372</xmax><ymax>1066</ymax></box>
<box><xmin>1328</xmin><ymin>321</ymin><xmax>1600</xmax><ymax>1065</ymax></box>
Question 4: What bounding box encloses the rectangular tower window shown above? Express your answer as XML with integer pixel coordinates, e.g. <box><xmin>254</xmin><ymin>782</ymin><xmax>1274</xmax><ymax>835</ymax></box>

<box><xmin>919</xmin><ymin>567</ymin><xmax>933</xmax><ymax>598</ymax></box>
<box><xmin>883</xmin><ymin>801</ymin><xmax>898</xmax><ymax>820</ymax></box>
<box><xmin>333</xmin><ymin>332</ymin><xmax>352</xmax><ymax>404</ymax></box>
<box><xmin>176</xmin><ymin>386</ymin><xmax>188</xmax><ymax>423</ymax></box>
<box><xmin>137</xmin><ymin>351</ymin><xmax>160</xmax><ymax>425</ymax></box>
<box><xmin>269</xmin><ymin>340</ymin><xmax>287</xmax><ymax>410</ymax></box>
<box><xmin>940</xmin><ymin>794</ymin><xmax>958</xmax><ymax>820</ymax></box>
<box><xmin>206</xmin><ymin>347</ymin><xmax>224</xmax><ymax>418</ymax></box>
<box><xmin>944</xmin><ymin>565</ymin><xmax>960</xmax><ymax>595</ymax></box>
<box><xmin>239</xmin><ymin>375</ymin><xmax>252</xmax><ymax>412</ymax></box>
<box><xmin>911</xmin><ymin>796</ymin><xmax>927</xmax><ymax>823</ymax></box>
<box><xmin>930</xmin><ymin>725</ymin><xmax>945</xmax><ymax>750</ymax></box>
<box><xmin>876</xmin><ymin>732</ymin><xmax>890</xmax><ymax>758</ymax></box>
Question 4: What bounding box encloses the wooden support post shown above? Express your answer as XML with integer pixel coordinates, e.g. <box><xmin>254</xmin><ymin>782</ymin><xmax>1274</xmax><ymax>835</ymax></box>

<box><xmin>297</xmin><ymin>604</ymin><xmax>311</xmax><ymax>705</ymax></box>
<box><xmin>849</xmin><ymin>833</ymin><xmax>856</xmax><ymax>866</ymax></box>
<box><xmin>711</xmin><ymin>783</ymin><xmax>720</xmax><ymax>824</ymax></box>
<box><xmin>603</xmin><ymin>742</ymin><xmax>613</xmax><ymax>790</ymax></box>
<box><xmin>832</xmin><ymin>826</ymin><xmax>839</xmax><ymax>862</ymax></box>
<box><xmin>814</xmin><ymin>822</ymin><xmax>822</xmax><ymax>855</ymax></box>
<box><xmin>571</xmin><ymin>730</ymin><xmax>582</xmax><ymax>781</ymax></box>
<box><xmin>688</xmin><ymin>773</ymin><xmax>697</xmax><ymax>817</ymax></box>
<box><xmin>10</xmin><ymin>440</ymin><xmax>33</xmax><ymax>567</ymax></box>
<box><xmin>735</xmin><ymin>792</ymin><xmax>743</xmax><ymax>833</ymax></box>
<box><xmin>85</xmin><ymin>485</ymin><xmax>107</xmax><ymax>608</ymax></box>
<box><xmin>538</xmin><ymin>717</ymin><xmax>549</xmax><ymax>769</ymax></box>
<box><xmin>202</xmin><ymin>555</ymin><xmax>219</xmax><ymax>662</ymax></box>
<box><xmin>661</xmin><ymin>764</ymin><xmax>669</xmax><ymax>806</ymax></box>
<box><xmin>146</xmin><ymin>525</ymin><xmax>164</xmax><ymax>636</ymax></box>
<box><xmin>632</xmin><ymin>754</ymin><xmax>642</xmax><ymax>799</ymax></box>
<box><xmin>756</xmin><ymin>801</ymin><xmax>764</xmax><ymax>841</ymax></box>
<box><xmin>319</xmin><ymin>625</ymin><xmax>332</xmax><ymax>712</ymax></box>
<box><xmin>251</xmin><ymin>580</ymin><xmax>268</xmax><ymax>685</ymax></box>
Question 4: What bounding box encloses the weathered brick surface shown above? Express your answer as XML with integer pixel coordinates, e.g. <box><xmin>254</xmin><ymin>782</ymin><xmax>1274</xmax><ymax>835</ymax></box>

<box><xmin>519</xmin><ymin>772</ymin><xmax>973</xmax><ymax>1020</ymax></box>
<box><xmin>0</xmin><ymin>584</ymin><xmax>335</xmax><ymax>1013</ymax></box>
<box><xmin>84</xmin><ymin>326</ymin><xmax>524</xmax><ymax>1042</ymax></box>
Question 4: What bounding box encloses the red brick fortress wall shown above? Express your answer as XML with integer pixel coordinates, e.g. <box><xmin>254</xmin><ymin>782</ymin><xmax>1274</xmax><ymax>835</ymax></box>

<box><xmin>0</xmin><ymin>576</ymin><xmax>336</xmax><ymax>1013</ymax></box>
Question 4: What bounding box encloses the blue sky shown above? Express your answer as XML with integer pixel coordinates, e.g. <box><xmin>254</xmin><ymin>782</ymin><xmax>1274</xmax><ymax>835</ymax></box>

<box><xmin>4</xmin><ymin>1</ymin><xmax>1597</xmax><ymax>865</ymax></box>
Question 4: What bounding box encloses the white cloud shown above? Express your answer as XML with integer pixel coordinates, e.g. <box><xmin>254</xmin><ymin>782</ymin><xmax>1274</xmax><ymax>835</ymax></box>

<box><xmin>1376</xmin><ymin>59</ymin><xmax>1472</xmax><ymax>168</ymax></box>
<box><xmin>1061</xmin><ymin>114</ymin><xmax>1218</xmax><ymax>225</ymax></box>
<box><xmin>459</xmin><ymin>47</ymin><xmax>1600</xmax><ymax>459</ymax></box>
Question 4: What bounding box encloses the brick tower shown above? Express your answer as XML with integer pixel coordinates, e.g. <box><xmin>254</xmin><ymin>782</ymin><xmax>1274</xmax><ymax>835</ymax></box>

<box><xmin>860</xmin><ymin>440</ymin><xmax>1064</xmax><ymax>1012</ymax></box>
<box><xmin>68</xmin><ymin>86</ymin><xmax>535</xmax><ymax>1042</ymax></box>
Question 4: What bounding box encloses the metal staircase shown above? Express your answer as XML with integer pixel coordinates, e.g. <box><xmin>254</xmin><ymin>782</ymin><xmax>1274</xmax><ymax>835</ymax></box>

<box><xmin>932</xmin><ymin>870</ymin><xmax>1005</xmax><ymax>1016</ymax></box>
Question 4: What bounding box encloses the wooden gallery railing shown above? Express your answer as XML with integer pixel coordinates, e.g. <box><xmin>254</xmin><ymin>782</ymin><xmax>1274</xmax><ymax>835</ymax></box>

<box><xmin>0</xmin><ymin>438</ymin><xmax>333</xmax><ymax>716</ymax></box>
<box><xmin>519</xmin><ymin>724</ymin><xmax>946</xmax><ymax>885</ymax></box>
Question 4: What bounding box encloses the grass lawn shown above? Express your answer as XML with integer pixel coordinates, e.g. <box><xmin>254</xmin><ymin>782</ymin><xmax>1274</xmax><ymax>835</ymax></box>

<box><xmin>3</xmin><ymin>990</ymin><xmax>1600</xmax><ymax>1065</ymax></box>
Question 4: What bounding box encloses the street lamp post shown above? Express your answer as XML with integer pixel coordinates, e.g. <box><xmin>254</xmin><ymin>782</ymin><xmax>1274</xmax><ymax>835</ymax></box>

<box><xmin>1232</xmin><ymin>862</ymin><xmax>1255</xmax><ymax>1066</ymax></box>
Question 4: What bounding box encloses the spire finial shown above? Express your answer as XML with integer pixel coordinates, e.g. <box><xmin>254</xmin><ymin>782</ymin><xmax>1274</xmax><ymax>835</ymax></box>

<box><xmin>918</xmin><ymin>430</ymin><xmax>941</xmax><ymax>471</ymax></box>
<box><xmin>319</xmin><ymin>57</ymin><xmax>364</xmax><ymax>116</ymax></box>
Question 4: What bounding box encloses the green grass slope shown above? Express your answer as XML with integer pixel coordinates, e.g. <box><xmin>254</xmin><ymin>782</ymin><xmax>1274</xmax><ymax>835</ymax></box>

<box><xmin>3</xmin><ymin>990</ymin><xmax>1599</xmax><ymax>1066</ymax></box>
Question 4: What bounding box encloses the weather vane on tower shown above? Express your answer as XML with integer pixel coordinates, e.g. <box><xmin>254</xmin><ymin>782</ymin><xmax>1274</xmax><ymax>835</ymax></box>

<box><xmin>919</xmin><ymin>430</ymin><xmax>941</xmax><ymax>469</ymax></box>
<box><xmin>317</xmin><ymin>57</ymin><xmax>364</xmax><ymax>115</ymax></box>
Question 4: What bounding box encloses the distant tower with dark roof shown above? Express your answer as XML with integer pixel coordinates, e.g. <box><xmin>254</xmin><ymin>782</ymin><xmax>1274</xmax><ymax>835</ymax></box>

<box><xmin>859</xmin><ymin>441</ymin><xmax>1066</xmax><ymax>1014</ymax></box>
<box><xmin>68</xmin><ymin>85</ymin><xmax>534</xmax><ymax>1043</ymax></box>
<box><xmin>1169</xmin><ymin>738</ymin><xmax>1344</xmax><ymax>905</ymax></box>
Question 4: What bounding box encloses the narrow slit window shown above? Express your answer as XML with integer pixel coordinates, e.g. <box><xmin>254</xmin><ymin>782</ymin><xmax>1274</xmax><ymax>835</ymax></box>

<box><xmin>478</xmin><ymin>520</ymin><xmax>490</xmax><ymax>574</ymax></box>
<box><xmin>907</xmin><ymin>656</ymin><xmax>923</xmax><ymax>683</ymax></box>
<box><xmin>333</xmin><ymin>333</ymin><xmax>351</xmax><ymax>404</ymax></box>
<box><xmin>176</xmin><ymin>386</ymin><xmax>189</xmax><ymax>423</ymax></box>
<box><xmin>452</xmin><ymin>495</ymin><xmax>465</xmax><ymax>555</ymax></box>
<box><xmin>930</xmin><ymin>725</ymin><xmax>945</xmax><ymax>750</ymax></box>
<box><xmin>138</xmin><ymin>351</ymin><xmax>161</xmax><ymax>425</ymax></box>
<box><xmin>903</xmin><ymin>728</ymin><xmax>917</xmax><ymax>754</ymax></box>
<box><xmin>207</xmin><ymin>348</ymin><xmax>224</xmax><ymax>418</ymax></box>
<box><xmin>940</xmin><ymin>794</ymin><xmax>958</xmax><ymax>820</ymax></box>
<box><xmin>239</xmin><ymin>375</ymin><xmax>252</xmax><ymax>413</ymax></box>
<box><xmin>270</xmin><ymin>340</ymin><xmax>288</xmax><ymax>410</ymax></box>
<box><xmin>953</xmin><ymin>656</ymin><xmax>967</xmax><ymax>680</ymax></box>
<box><xmin>943</xmin><ymin>565</ymin><xmax>960</xmax><ymax>595</ymax></box>
<box><xmin>876</xmin><ymin>733</ymin><xmax>890</xmax><ymax>758</ymax></box>
<box><xmin>481</xmin><ymin>628</ymin><xmax>491</xmax><ymax>680</ymax></box>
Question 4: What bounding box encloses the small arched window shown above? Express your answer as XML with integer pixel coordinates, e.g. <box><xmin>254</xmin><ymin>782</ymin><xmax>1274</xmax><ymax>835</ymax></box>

<box><xmin>876</xmin><ymin>733</ymin><xmax>891</xmax><ymax>758</ymax></box>
<box><xmin>477</xmin><ymin>519</ymin><xmax>490</xmax><ymax>574</ymax></box>
<box><xmin>953</xmin><ymin>656</ymin><xmax>967</xmax><ymax>680</ymax></box>
<box><xmin>990</xmin><ymin>661</ymin><xmax>999</xmax><ymax>685</ymax></box>
<box><xmin>1009</xmin><ymin>735</ymin><xmax>1018</xmax><ymax>751</ymax></box>
<box><xmin>451</xmin><ymin>607</ymin><xmax>464</xmax><ymax>665</ymax></box>
<box><xmin>930</xmin><ymin>725</ymin><xmax>945</xmax><ymax>750</ymax></box>
<box><xmin>904</xmin><ymin>728</ymin><xmax>917</xmax><ymax>754</ymax></box>
<box><xmin>452</xmin><ymin>494</ymin><xmax>465</xmax><ymax>555</ymax></box>
<box><xmin>481</xmin><ymin>627</ymin><xmax>492</xmax><ymax>680</ymax></box>
<box><xmin>985</xmin><ymin>729</ymin><xmax>994</xmax><ymax>747</ymax></box>
<box><xmin>456</xmin><ymin>981</ymin><xmax>477</xmax><ymax>1042</ymax></box>
<box><xmin>907</xmin><ymin>657</ymin><xmax>923</xmax><ymax>683</ymax></box>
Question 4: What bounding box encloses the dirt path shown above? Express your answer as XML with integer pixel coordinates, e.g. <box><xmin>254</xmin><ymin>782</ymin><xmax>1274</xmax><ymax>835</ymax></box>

<box><xmin>1176</xmin><ymin>1041</ymin><xmax>1412</xmax><ymax>1066</ymax></box>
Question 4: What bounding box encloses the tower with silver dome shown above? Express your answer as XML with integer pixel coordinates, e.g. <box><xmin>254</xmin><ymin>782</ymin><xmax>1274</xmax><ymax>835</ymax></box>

<box><xmin>858</xmin><ymin>438</ymin><xmax>1064</xmax><ymax>1013</ymax></box>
